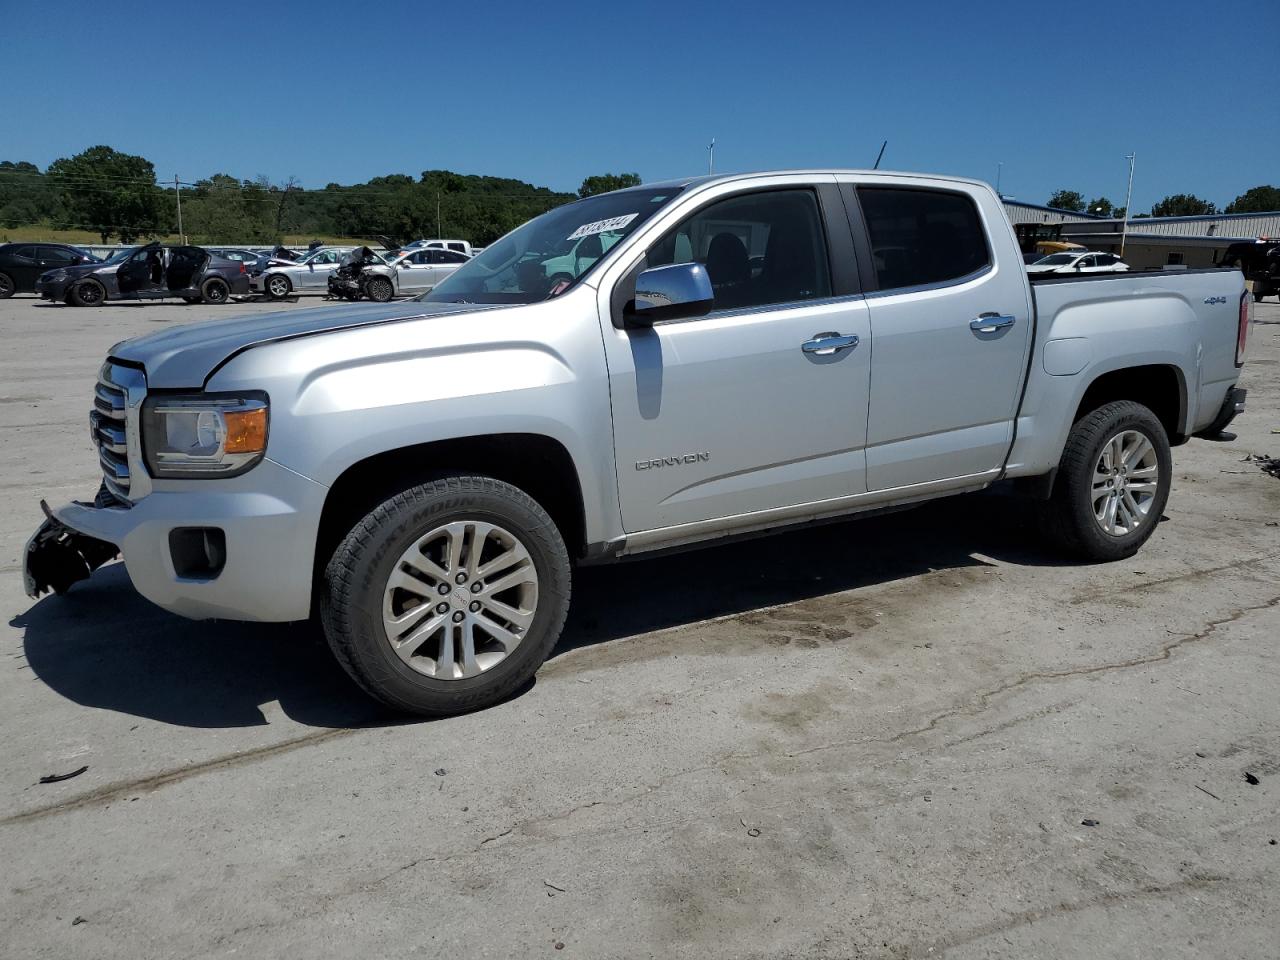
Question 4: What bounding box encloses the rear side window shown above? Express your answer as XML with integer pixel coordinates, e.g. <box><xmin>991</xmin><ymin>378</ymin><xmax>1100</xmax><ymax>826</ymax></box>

<box><xmin>857</xmin><ymin>187</ymin><xmax>990</xmax><ymax>291</ymax></box>
<box><xmin>39</xmin><ymin>246</ymin><xmax>79</xmax><ymax>265</ymax></box>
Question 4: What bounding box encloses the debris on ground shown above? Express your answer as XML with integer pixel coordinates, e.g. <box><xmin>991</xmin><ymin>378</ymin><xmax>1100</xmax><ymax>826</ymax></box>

<box><xmin>1195</xmin><ymin>784</ymin><xmax>1222</xmax><ymax>800</ymax></box>
<box><xmin>1245</xmin><ymin>772</ymin><xmax>1260</xmax><ymax>785</ymax></box>
<box><xmin>38</xmin><ymin>766</ymin><xmax>88</xmax><ymax>784</ymax></box>
<box><xmin>71</xmin><ymin>917</ymin><xmax>86</xmax><ymax>925</ymax></box>
<box><xmin>434</xmin><ymin>768</ymin><xmax>447</xmax><ymax>776</ymax></box>
<box><xmin>1081</xmin><ymin>818</ymin><xmax>1100</xmax><ymax>827</ymax></box>
<box><xmin>740</xmin><ymin>817</ymin><xmax>762</xmax><ymax>837</ymax></box>
<box><xmin>1240</xmin><ymin>453</ymin><xmax>1280</xmax><ymax>478</ymax></box>
<box><xmin>543</xmin><ymin>880</ymin><xmax>567</xmax><ymax>895</ymax></box>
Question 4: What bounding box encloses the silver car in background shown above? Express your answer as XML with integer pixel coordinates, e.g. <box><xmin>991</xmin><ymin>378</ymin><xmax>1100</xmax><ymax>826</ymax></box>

<box><xmin>385</xmin><ymin>247</ymin><xmax>471</xmax><ymax>295</ymax></box>
<box><xmin>251</xmin><ymin>247</ymin><xmax>363</xmax><ymax>299</ymax></box>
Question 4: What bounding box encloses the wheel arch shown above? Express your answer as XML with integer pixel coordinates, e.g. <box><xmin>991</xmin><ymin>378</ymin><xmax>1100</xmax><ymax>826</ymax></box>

<box><xmin>313</xmin><ymin>432</ymin><xmax>588</xmax><ymax>596</ymax></box>
<box><xmin>1072</xmin><ymin>363</ymin><xmax>1187</xmax><ymax>444</ymax></box>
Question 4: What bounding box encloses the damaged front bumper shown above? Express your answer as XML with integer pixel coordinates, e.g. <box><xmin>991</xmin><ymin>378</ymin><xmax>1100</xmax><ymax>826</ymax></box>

<box><xmin>24</xmin><ymin>499</ymin><xmax>120</xmax><ymax>597</ymax></box>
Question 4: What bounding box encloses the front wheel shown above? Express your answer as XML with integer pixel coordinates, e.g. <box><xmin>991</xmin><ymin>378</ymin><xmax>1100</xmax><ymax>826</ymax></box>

<box><xmin>364</xmin><ymin>276</ymin><xmax>394</xmax><ymax>302</ymax></box>
<box><xmin>68</xmin><ymin>280</ymin><xmax>106</xmax><ymax>307</ymax></box>
<box><xmin>1037</xmin><ymin>400</ymin><xmax>1172</xmax><ymax>561</ymax></box>
<box><xmin>201</xmin><ymin>277</ymin><xmax>230</xmax><ymax>304</ymax></box>
<box><xmin>321</xmin><ymin>476</ymin><xmax>571</xmax><ymax>716</ymax></box>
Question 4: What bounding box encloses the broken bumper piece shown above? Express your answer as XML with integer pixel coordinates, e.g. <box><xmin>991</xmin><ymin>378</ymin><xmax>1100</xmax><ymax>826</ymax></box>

<box><xmin>24</xmin><ymin>501</ymin><xmax>120</xmax><ymax>598</ymax></box>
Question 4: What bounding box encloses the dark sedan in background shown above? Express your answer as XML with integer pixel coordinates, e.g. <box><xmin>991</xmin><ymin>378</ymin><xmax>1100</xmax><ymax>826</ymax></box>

<box><xmin>0</xmin><ymin>243</ymin><xmax>100</xmax><ymax>298</ymax></box>
<box><xmin>35</xmin><ymin>241</ymin><xmax>251</xmax><ymax>306</ymax></box>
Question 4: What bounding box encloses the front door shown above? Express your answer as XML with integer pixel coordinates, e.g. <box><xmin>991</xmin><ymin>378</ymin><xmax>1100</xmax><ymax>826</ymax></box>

<box><xmin>846</xmin><ymin>183</ymin><xmax>1033</xmax><ymax>490</ymax></box>
<box><xmin>601</xmin><ymin>186</ymin><xmax>872</xmax><ymax>533</ymax></box>
<box><xmin>299</xmin><ymin>250</ymin><xmax>339</xmax><ymax>290</ymax></box>
<box><xmin>117</xmin><ymin>243</ymin><xmax>165</xmax><ymax>297</ymax></box>
<box><xmin>397</xmin><ymin>250</ymin><xmax>435</xmax><ymax>293</ymax></box>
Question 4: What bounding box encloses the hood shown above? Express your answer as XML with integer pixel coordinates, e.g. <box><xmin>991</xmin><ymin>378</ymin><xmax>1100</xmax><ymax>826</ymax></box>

<box><xmin>44</xmin><ymin>262</ymin><xmax>105</xmax><ymax>282</ymax></box>
<box><xmin>110</xmin><ymin>299</ymin><xmax>493</xmax><ymax>388</ymax></box>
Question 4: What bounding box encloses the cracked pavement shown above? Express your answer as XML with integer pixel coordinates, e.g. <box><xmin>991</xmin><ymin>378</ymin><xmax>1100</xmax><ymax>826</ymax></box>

<box><xmin>2</xmin><ymin>296</ymin><xmax>1278</xmax><ymax>959</ymax></box>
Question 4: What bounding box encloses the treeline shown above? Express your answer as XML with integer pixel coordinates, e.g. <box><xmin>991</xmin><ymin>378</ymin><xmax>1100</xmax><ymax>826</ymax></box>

<box><xmin>0</xmin><ymin>146</ymin><xmax>642</xmax><ymax>245</ymax></box>
<box><xmin>1045</xmin><ymin>185</ymin><xmax>1280</xmax><ymax>219</ymax></box>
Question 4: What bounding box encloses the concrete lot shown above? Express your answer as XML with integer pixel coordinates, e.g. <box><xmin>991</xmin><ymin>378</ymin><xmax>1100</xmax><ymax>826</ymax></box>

<box><xmin>1</xmin><ymin>291</ymin><xmax>1277</xmax><ymax>959</ymax></box>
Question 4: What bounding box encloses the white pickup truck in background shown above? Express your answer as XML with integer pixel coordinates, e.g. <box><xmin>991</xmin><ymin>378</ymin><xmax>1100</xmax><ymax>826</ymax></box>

<box><xmin>25</xmin><ymin>169</ymin><xmax>1251</xmax><ymax>716</ymax></box>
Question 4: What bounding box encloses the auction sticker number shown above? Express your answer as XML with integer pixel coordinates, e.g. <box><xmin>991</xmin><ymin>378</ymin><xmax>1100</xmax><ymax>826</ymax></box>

<box><xmin>567</xmin><ymin>214</ymin><xmax>637</xmax><ymax>241</ymax></box>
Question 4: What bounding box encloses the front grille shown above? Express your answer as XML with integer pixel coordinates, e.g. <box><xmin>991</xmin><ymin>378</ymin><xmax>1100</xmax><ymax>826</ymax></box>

<box><xmin>90</xmin><ymin>367</ymin><xmax>133</xmax><ymax>501</ymax></box>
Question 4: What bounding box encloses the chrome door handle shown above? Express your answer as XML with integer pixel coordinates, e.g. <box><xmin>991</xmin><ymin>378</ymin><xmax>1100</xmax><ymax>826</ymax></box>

<box><xmin>802</xmin><ymin>332</ymin><xmax>859</xmax><ymax>355</ymax></box>
<box><xmin>970</xmin><ymin>314</ymin><xmax>1016</xmax><ymax>334</ymax></box>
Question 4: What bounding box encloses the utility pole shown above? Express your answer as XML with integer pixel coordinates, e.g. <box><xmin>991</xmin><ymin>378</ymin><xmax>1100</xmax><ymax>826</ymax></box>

<box><xmin>174</xmin><ymin>175</ymin><xmax>185</xmax><ymax>244</ymax></box>
<box><xmin>708</xmin><ymin>138</ymin><xmax>715</xmax><ymax>175</ymax></box>
<box><xmin>996</xmin><ymin>161</ymin><xmax>1003</xmax><ymax>197</ymax></box>
<box><xmin>873</xmin><ymin>140</ymin><xmax>887</xmax><ymax>170</ymax></box>
<box><xmin>275</xmin><ymin>176</ymin><xmax>297</xmax><ymax>238</ymax></box>
<box><xmin>437</xmin><ymin>191</ymin><xmax>442</xmax><ymax>239</ymax></box>
<box><xmin>1121</xmin><ymin>153</ymin><xmax>1136</xmax><ymax>258</ymax></box>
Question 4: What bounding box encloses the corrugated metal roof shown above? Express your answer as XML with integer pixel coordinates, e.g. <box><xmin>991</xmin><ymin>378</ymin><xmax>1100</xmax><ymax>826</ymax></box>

<box><xmin>1002</xmin><ymin>201</ymin><xmax>1101</xmax><ymax>225</ymax></box>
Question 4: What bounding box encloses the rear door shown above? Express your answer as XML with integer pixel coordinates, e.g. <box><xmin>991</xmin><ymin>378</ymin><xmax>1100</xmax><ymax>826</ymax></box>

<box><xmin>6</xmin><ymin>246</ymin><xmax>41</xmax><ymax>289</ymax></box>
<box><xmin>600</xmin><ymin>180</ymin><xmax>873</xmax><ymax>532</ymax></box>
<box><xmin>840</xmin><ymin>179</ymin><xmax>1033</xmax><ymax>490</ymax></box>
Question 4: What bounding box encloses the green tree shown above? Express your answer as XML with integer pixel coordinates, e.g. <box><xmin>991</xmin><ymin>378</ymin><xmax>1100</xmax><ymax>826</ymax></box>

<box><xmin>1150</xmin><ymin>194</ymin><xmax>1216</xmax><ymax>218</ymax></box>
<box><xmin>1086</xmin><ymin>197</ymin><xmax>1114</xmax><ymax>217</ymax></box>
<box><xmin>1225</xmin><ymin>185</ymin><xmax>1280</xmax><ymax>214</ymax></box>
<box><xmin>1113</xmin><ymin>206</ymin><xmax>1126</xmax><ymax>220</ymax></box>
<box><xmin>1047</xmin><ymin>189</ymin><xmax>1085</xmax><ymax>212</ymax></box>
<box><xmin>578</xmin><ymin>173</ymin><xmax>641</xmax><ymax>198</ymax></box>
<box><xmin>46</xmin><ymin>145</ymin><xmax>163</xmax><ymax>242</ymax></box>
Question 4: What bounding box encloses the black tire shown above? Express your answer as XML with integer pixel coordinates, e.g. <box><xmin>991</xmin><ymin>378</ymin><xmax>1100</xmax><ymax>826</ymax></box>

<box><xmin>68</xmin><ymin>279</ymin><xmax>106</xmax><ymax>307</ymax></box>
<box><xmin>364</xmin><ymin>276</ymin><xmax>394</xmax><ymax>302</ymax></box>
<box><xmin>201</xmin><ymin>277</ymin><xmax>230</xmax><ymax>304</ymax></box>
<box><xmin>0</xmin><ymin>272</ymin><xmax>15</xmax><ymax>299</ymax></box>
<box><xmin>265</xmin><ymin>274</ymin><xmax>291</xmax><ymax>300</ymax></box>
<box><xmin>1037</xmin><ymin>400</ymin><xmax>1172</xmax><ymax>561</ymax></box>
<box><xmin>321</xmin><ymin>475</ymin><xmax>571</xmax><ymax>716</ymax></box>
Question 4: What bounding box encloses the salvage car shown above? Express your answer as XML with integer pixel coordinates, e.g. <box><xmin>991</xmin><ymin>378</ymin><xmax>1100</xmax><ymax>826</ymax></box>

<box><xmin>384</xmin><ymin>247</ymin><xmax>469</xmax><ymax>295</ymax></box>
<box><xmin>327</xmin><ymin>246</ymin><xmax>398</xmax><ymax>301</ymax></box>
<box><xmin>250</xmin><ymin>246</ymin><xmax>354</xmax><ymax>299</ymax></box>
<box><xmin>0</xmin><ymin>242</ymin><xmax>100</xmax><ymax>298</ymax></box>
<box><xmin>24</xmin><ymin>170</ymin><xmax>1250</xmax><ymax>718</ymax></box>
<box><xmin>35</xmin><ymin>242</ymin><xmax>250</xmax><ymax>306</ymax></box>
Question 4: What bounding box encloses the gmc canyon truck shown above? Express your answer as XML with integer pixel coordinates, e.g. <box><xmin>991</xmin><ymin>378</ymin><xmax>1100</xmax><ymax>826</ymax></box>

<box><xmin>23</xmin><ymin>170</ymin><xmax>1251</xmax><ymax>716</ymax></box>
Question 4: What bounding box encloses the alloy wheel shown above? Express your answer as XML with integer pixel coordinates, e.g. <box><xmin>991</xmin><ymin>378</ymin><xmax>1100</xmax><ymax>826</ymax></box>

<box><xmin>381</xmin><ymin>520</ymin><xmax>539</xmax><ymax>680</ymax></box>
<box><xmin>268</xmin><ymin>276</ymin><xmax>289</xmax><ymax>298</ymax></box>
<box><xmin>1091</xmin><ymin>429</ymin><xmax>1159</xmax><ymax>536</ymax></box>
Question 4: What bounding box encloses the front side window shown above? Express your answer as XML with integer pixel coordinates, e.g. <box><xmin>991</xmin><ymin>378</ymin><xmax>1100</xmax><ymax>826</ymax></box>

<box><xmin>857</xmin><ymin>187</ymin><xmax>990</xmax><ymax>291</ymax></box>
<box><xmin>39</xmin><ymin>246</ymin><xmax>79</xmax><ymax>265</ymax></box>
<box><xmin>425</xmin><ymin>186</ymin><xmax>681</xmax><ymax>304</ymax></box>
<box><xmin>645</xmin><ymin>189</ymin><xmax>832</xmax><ymax>312</ymax></box>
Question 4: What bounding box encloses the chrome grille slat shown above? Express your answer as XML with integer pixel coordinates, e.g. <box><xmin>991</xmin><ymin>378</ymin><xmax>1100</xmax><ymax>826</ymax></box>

<box><xmin>91</xmin><ymin>365</ymin><xmax>140</xmax><ymax>501</ymax></box>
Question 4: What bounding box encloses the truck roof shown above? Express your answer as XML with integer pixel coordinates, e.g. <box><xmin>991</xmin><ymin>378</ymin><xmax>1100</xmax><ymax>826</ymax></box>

<box><xmin>614</xmin><ymin>169</ymin><xmax>990</xmax><ymax>194</ymax></box>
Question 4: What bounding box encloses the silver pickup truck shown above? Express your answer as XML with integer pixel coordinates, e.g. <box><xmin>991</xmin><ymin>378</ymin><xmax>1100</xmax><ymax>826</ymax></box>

<box><xmin>24</xmin><ymin>170</ymin><xmax>1251</xmax><ymax>716</ymax></box>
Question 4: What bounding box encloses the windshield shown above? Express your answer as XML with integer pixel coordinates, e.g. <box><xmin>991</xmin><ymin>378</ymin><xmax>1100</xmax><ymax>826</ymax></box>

<box><xmin>104</xmin><ymin>247</ymin><xmax>137</xmax><ymax>264</ymax></box>
<box><xmin>423</xmin><ymin>187</ymin><xmax>682</xmax><ymax>304</ymax></box>
<box><xmin>1035</xmin><ymin>253</ymin><xmax>1076</xmax><ymax>265</ymax></box>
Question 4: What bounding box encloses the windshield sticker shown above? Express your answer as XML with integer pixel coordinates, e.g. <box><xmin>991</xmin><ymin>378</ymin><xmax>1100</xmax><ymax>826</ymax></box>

<box><xmin>567</xmin><ymin>214</ymin><xmax>637</xmax><ymax>241</ymax></box>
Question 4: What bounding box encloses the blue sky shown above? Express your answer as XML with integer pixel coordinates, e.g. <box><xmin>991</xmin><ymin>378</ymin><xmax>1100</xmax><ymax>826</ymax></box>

<box><xmin>5</xmin><ymin>0</ymin><xmax>1276</xmax><ymax>211</ymax></box>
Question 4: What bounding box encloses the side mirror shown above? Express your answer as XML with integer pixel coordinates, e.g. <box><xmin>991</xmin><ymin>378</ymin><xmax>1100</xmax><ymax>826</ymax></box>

<box><xmin>627</xmin><ymin>262</ymin><xmax>714</xmax><ymax>327</ymax></box>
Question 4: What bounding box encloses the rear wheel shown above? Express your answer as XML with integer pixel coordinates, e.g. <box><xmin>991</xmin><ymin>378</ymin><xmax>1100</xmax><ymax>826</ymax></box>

<box><xmin>201</xmin><ymin>277</ymin><xmax>230</xmax><ymax>304</ymax></box>
<box><xmin>321</xmin><ymin>476</ymin><xmax>571</xmax><ymax>716</ymax></box>
<box><xmin>0</xmin><ymin>272</ymin><xmax>14</xmax><ymax>299</ymax></box>
<box><xmin>1037</xmin><ymin>400</ymin><xmax>1172</xmax><ymax>561</ymax></box>
<box><xmin>68</xmin><ymin>279</ymin><xmax>106</xmax><ymax>307</ymax></box>
<box><xmin>266</xmin><ymin>274</ymin><xmax>291</xmax><ymax>300</ymax></box>
<box><xmin>365</xmin><ymin>276</ymin><xmax>394</xmax><ymax>302</ymax></box>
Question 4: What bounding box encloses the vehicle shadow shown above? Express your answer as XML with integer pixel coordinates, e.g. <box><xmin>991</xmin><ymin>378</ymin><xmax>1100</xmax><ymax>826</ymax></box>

<box><xmin>14</xmin><ymin>491</ymin><xmax>1065</xmax><ymax>730</ymax></box>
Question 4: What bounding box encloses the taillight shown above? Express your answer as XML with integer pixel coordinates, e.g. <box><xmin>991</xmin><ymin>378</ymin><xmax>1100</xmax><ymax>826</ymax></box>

<box><xmin>239</xmin><ymin>262</ymin><xmax>246</xmax><ymax>274</ymax></box>
<box><xmin>1236</xmin><ymin>291</ymin><xmax>1250</xmax><ymax>367</ymax></box>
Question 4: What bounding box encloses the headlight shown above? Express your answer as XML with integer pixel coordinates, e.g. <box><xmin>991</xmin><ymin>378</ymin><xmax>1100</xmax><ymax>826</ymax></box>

<box><xmin>141</xmin><ymin>393</ymin><xmax>269</xmax><ymax>478</ymax></box>
<box><xmin>46</xmin><ymin>270</ymin><xmax>68</xmax><ymax>283</ymax></box>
